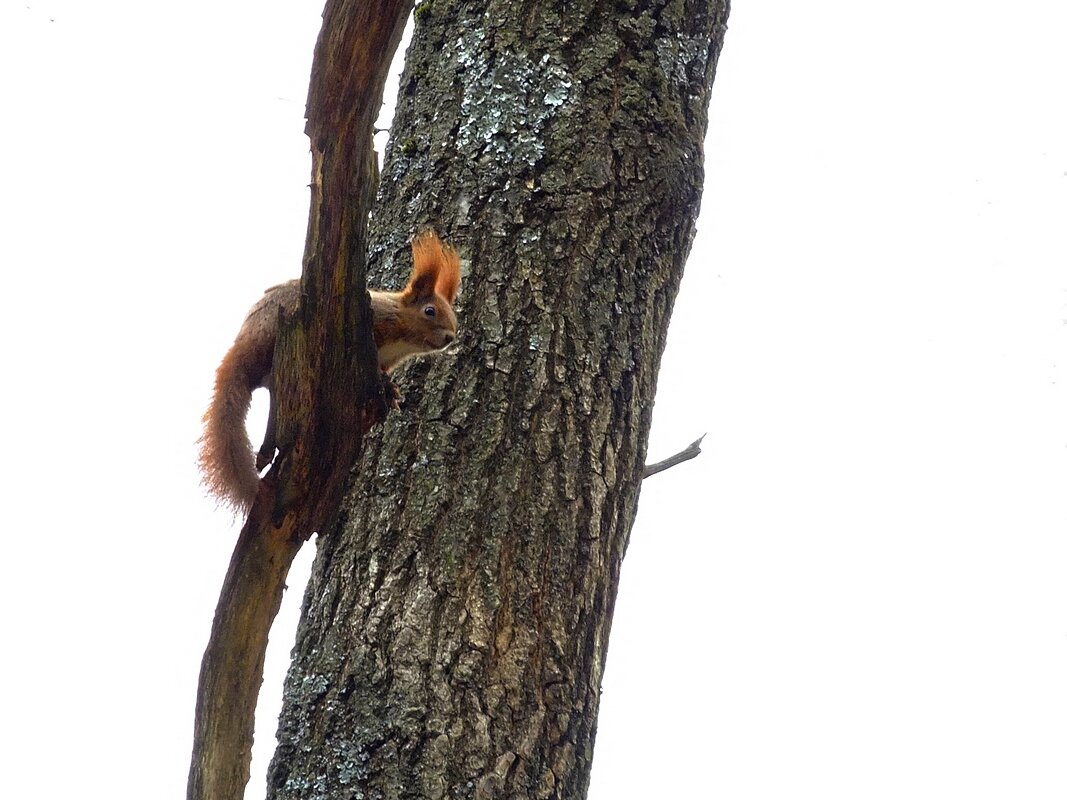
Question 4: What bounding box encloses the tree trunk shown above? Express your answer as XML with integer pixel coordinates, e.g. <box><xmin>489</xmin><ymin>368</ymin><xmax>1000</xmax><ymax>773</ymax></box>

<box><xmin>267</xmin><ymin>1</ymin><xmax>729</xmax><ymax>797</ymax></box>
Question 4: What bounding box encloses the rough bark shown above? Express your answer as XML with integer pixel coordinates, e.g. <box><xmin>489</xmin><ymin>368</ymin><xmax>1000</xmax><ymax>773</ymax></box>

<box><xmin>268</xmin><ymin>1</ymin><xmax>729</xmax><ymax>798</ymax></box>
<box><xmin>187</xmin><ymin>4</ymin><xmax>412</xmax><ymax>800</ymax></box>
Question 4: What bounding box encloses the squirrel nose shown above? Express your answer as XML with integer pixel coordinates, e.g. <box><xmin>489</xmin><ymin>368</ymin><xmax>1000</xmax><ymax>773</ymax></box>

<box><xmin>443</xmin><ymin>332</ymin><xmax>456</xmax><ymax>345</ymax></box>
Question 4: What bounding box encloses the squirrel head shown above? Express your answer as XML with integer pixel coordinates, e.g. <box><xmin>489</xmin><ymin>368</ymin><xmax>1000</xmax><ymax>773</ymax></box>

<box><xmin>403</xmin><ymin>229</ymin><xmax>460</xmax><ymax>347</ymax></box>
<box><xmin>373</xmin><ymin>231</ymin><xmax>462</xmax><ymax>372</ymax></box>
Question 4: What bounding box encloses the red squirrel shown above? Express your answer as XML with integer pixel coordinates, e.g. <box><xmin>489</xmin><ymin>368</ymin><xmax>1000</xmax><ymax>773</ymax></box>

<box><xmin>198</xmin><ymin>231</ymin><xmax>461</xmax><ymax>514</ymax></box>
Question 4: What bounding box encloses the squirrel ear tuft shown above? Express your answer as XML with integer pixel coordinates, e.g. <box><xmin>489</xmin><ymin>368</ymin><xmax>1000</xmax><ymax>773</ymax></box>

<box><xmin>408</xmin><ymin>230</ymin><xmax>461</xmax><ymax>304</ymax></box>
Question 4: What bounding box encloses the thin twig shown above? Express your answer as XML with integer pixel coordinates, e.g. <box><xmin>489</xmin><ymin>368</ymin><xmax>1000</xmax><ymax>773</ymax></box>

<box><xmin>642</xmin><ymin>434</ymin><xmax>705</xmax><ymax>479</ymax></box>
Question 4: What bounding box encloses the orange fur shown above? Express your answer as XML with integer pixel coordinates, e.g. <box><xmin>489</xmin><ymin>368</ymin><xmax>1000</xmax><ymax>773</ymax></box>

<box><xmin>198</xmin><ymin>232</ymin><xmax>461</xmax><ymax>515</ymax></box>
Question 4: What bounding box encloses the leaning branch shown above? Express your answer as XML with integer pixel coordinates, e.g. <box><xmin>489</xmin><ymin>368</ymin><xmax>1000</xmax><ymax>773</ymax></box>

<box><xmin>186</xmin><ymin>4</ymin><xmax>413</xmax><ymax>800</ymax></box>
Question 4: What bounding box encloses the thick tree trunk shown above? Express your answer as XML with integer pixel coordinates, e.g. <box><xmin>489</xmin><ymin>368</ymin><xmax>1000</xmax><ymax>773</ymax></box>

<box><xmin>268</xmin><ymin>1</ymin><xmax>729</xmax><ymax>798</ymax></box>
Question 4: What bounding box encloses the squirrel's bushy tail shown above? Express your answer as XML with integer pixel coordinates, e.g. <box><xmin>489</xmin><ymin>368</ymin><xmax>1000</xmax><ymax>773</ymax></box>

<box><xmin>198</xmin><ymin>342</ymin><xmax>260</xmax><ymax>515</ymax></box>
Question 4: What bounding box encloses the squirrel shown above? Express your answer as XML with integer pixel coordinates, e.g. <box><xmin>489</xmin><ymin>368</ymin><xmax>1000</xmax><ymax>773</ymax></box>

<box><xmin>198</xmin><ymin>230</ymin><xmax>461</xmax><ymax>515</ymax></box>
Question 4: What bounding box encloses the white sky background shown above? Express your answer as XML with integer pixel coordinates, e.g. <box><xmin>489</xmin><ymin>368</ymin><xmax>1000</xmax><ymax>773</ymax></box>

<box><xmin>2</xmin><ymin>1</ymin><xmax>1065</xmax><ymax>797</ymax></box>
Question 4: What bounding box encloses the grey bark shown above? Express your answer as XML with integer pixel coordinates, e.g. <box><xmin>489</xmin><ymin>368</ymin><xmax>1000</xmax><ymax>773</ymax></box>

<box><xmin>268</xmin><ymin>0</ymin><xmax>729</xmax><ymax>797</ymax></box>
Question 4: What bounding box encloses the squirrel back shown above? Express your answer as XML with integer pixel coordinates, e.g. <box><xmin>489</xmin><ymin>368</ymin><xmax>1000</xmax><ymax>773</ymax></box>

<box><xmin>198</xmin><ymin>232</ymin><xmax>461</xmax><ymax>515</ymax></box>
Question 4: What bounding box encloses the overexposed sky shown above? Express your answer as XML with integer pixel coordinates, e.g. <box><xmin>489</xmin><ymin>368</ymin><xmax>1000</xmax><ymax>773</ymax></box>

<box><xmin>2</xmin><ymin>2</ymin><xmax>1066</xmax><ymax>798</ymax></box>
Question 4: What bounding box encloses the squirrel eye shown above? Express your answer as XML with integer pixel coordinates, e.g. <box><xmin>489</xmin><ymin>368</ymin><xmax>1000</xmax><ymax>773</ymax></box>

<box><xmin>423</xmin><ymin>305</ymin><xmax>436</xmax><ymax>318</ymax></box>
